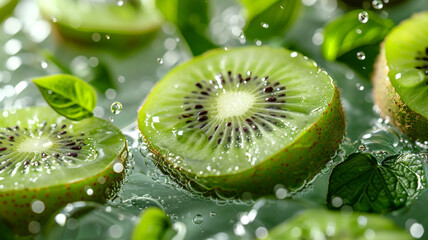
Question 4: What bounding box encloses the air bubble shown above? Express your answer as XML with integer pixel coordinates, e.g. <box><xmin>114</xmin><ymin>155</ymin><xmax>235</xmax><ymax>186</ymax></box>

<box><xmin>31</xmin><ymin>200</ymin><xmax>45</xmax><ymax>214</ymax></box>
<box><xmin>109</xmin><ymin>224</ymin><xmax>123</xmax><ymax>239</ymax></box>
<box><xmin>372</xmin><ymin>0</ymin><xmax>383</xmax><ymax>9</ymax></box>
<box><xmin>157</xmin><ymin>58</ymin><xmax>164</xmax><ymax>64</ymax></box>
<box><xmin>117</xmin><ymin>0</ymin><xmax>124</xmax><ymax>6</ymax></box>
<box><xmin>113</xmin><ymin>162</ymin><xmax>124</xmax><ymax>173</ymax></box>
<box><xmin>192</xmin><ymin>214</ymin><xmax>204</xmax><ymax>224</ymax></box>
<box><xmin>255</xmin><ymin>227</ymin><xmax>268</xmax><ymax>239</ymax></box>
<box><xmin>210</xmin><ymin>211</ymin><xmax>216</xmax><ymax>217</ymax></box>
<box><xmin>356</xmin><ymin>51</ymin><xmax>366</xmax><ymax>60</ymax></box>
<box><xmin>410</xmin><ymin>223</ymin><xmax>424</xmax><ymax>239</ymax></box>
<box><xmin>111</xmin><ymin>102</ymin><xmax>123</xmax><ymax>115</ymax></box>
<box><xmin>28</xmin><ymin>221</ymin><xmax>41</xmax><ymax>234</ymax></box>
<box><xmin>55</xmin><ymin>213</ymin><xmax>67</xmax><ymax>226</ymax></box>
<box><xmin>358</xmin><ymin>11</ymin><xmax>369</xmax><ymax>23</ymax></box>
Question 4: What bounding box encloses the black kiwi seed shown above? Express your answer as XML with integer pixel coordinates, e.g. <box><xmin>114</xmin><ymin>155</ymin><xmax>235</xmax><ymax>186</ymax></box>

<box><xmin>0</xmin><ymin>122</ymin><xmax>87</xmax><ymax>173</ymax></box>
<box><xmin>415</xmin><ymin>47</ymin><xmax>428</xmax><ymax>76</ymax></box>
<box><xmin>177</xmin><ymin>70</ymin><xmax>289</xmax><ymax>148</ymax></box>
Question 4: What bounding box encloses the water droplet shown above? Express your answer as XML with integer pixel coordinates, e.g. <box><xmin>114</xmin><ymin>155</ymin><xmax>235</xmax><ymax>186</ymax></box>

<box><xmin>106</xmin><ymin>35</ymin><xmax>111</xmax><ymax>40</ymax></box>
<box><xmin>395</xmin><ymin>69</ymin><xmax>426</xmax><ymax>88</ymax></box>
<box><xmin>358</xmin><ymin>11</ymin><xmax>369</xmax><ymax>23</ymax></box>
<box><xmin>356</xmin><ymin>51</ymin><xmax>366</xmax><ymax>60</ymax></box>
<box><xmin>210</xmin><ymin>211</ymin><xmax>216</xmax><ymax>217</ymax></box>
<box><xmin>111</xmin><ymin>102</ymin><xmax>123</xmax><ymax>115</ymax></box>
<box><xmin>113</xmin><ymin>162</ymin><xmax>124</xmax><ymax>173</ymax></box>
<box><xmin>410</xmin><ymin>223</ymin><xmax>424</xmax><ymax>238</ymax></box>
<box><xmin>192</xmin><ymin>214</ymin><xmax>204</xmax><ymax>224</ymax></box>
<box><xmin>157</xmin><ymin>58</ymin><xmax>164</xmax><ymax>64</ymax></box>
<box><xmin>117</xmin><ymin>0</ymin><xmax>124</xmax><ymax>6</ymax></box>
<box><xmin>31</xmin><ymin>200</ymin><xmax>45</xmax><ymax>214</ymax></box>
<box><xmin>261</xmin><ymin>22</ymin><xmax>269</xmax><ymax>28</ymax></box>
<box><xmin>372</xmin><ymin>0</ymin><xmax>383</xmax><ymax>9</ymax></box>
<box><xmin>28</xmin><ymin>221</ymin><xmax>41</xmax><ymax>234</ymax></box>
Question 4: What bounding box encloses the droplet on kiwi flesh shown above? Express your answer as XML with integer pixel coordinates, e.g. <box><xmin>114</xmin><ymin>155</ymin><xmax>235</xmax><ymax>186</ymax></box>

<box><xmin>178</xmin><ymin>70</ymin><xmax>288</xmax><ymax>148</ymax></box>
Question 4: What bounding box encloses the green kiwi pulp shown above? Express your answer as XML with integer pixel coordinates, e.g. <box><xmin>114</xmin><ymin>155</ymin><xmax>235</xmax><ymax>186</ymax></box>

<box><xmin>138</xmin><ymin>46</ymin><xmax>345</xmax><ymax>198</ymax></box>
<box><xmin>37</xmin><ymin>0</ymin><xmax>163</xmax><ymax>50</ymax></box>
<box><xmin>373</xmin><ymin>12</ymin><xmax>428</xmax><ymax>142</ymax></box>
<box><xmin>266</xmin><ymin>209</ymin><xmax>413</xmax><ymax>240</ymax></box>
<box><xmin>0</xmin><ymin>106</ymin><xmax>128</xmax><ymax>235</ymax></box>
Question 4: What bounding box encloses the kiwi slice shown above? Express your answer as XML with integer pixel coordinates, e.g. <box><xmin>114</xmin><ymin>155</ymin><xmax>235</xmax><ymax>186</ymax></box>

<box><xmin>0</xmin><ymin>106</ymin><xmax>128</xmax><ymax>235</ymax></box>
<box><xmin>373</xmin><ymin>12</ymin><xmax>428</xmax><ymax>141</ymax></box>
<box><xmin>37</xmin><ymin>0</ymin><xmax>163</xmax><ymax>50</ymax></box>
<box><xmin>138</xmin><ymin>46</ymin><xmax>345</xmax><ymax>197</ymax></box>
<box><xmin>266</xmin><ymin>209</ymin><xmax>413</xmax><ymax>240</ymax></box>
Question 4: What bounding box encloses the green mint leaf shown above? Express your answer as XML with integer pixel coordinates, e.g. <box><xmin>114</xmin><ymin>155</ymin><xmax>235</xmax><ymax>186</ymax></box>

<box><xmin>266</xmin><ymin>209</ymin><xmax>413</xmax><ymax>240</ymax></box>
<box><xmin>0</xmin><ymin>0</ymin><xmax>18</xmax><ymax>23</ymax></box>
<box><xmin>42</xmin><ymin>51</ymin><xmax>116</xmax><ymax>93</ymax></box>
<box><xmin>155</xmin><ymin>0</ymin><xmax>217</xmax><ymax>56</ymax></box>
<box><xmin>327</xmin><ymin>153</ymin><xmax>427</xmax><ymax>213</ymax></box>
<box><xmin>132</xmin><ymin>207</ymin><xmax>175</xmax><ymax>240</ymax></box>
<box><xmin>322</xmin><ymin>10</ymin><xmax>394</xmax><ymax>61</ymax></box>
<box><xmin>242</xmin><ymin>0</ymin><xmax>301</xmax><ymax>41</ymax></box>
<box><xmin>33</xmin><ymin>74</ymin><xmax>97</xmax><ymax>121</ymax></box>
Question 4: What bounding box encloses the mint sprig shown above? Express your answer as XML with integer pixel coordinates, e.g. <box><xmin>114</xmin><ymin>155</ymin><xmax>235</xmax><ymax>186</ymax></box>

<box><xmin>33</xmin><ymin>74</ymin><xmax>97</xmax><ymax>121</ymax></box>
<box><xmin>327</xmin><ymin>153</ymin><xmax>426</xmax><ymax>213</ymax></box>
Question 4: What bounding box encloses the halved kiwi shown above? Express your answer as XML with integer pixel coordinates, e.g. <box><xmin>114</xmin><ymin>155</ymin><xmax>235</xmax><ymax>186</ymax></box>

<box><xmin>266</xmin><ymin>209</ymin><xmax>413</xmax><ymax>240</ymax></box>
<box><xmin>138</xmin><ymin>46</ymin><xmax>345</xmax><ymax>198</ymax></box>
<box><xmin>37</xmin><ymin>0</ymin><xmax>163</xmax><ymax>50</ymax></box>
<box><xmin>0</xmin><ymin>106</ymin><xmax>128</xmax><ymax>235</ymax></box>
<box><xmin>373</xmin><ymin>12</ymin><xmax>428</xmax><ymax>142</ymax></box>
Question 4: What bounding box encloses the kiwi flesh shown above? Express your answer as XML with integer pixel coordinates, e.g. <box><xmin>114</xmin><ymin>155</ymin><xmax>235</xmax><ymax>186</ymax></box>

<box><xmin>138</xmin><ymin>46</ymin><xmax>345</xmax><ymax>198</ymax></box>
<box><xmin>0</xmin><ymin>106</ymin><xmax>128</xmax><ymax>235</ymax></box>
<box><xmin>37</xmin><ymin>0</ymin><xmax>163</xmax><ymax>50</ymax></box>
<box><xmin>373</xmin><ymin>12</ymin><xmax>428</xmax><ymax>142</ymax></box>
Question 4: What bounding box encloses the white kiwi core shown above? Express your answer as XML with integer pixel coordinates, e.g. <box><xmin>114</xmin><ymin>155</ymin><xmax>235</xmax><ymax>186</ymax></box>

<box><xmin>18</xmin><ymin>136</ymin><xmax>53</xmax><ymax>153</ymax></box>
<box><xmin>216</xmin><ymin>91</ymin><xmax>255</xmax><ymax>119</ymax></box>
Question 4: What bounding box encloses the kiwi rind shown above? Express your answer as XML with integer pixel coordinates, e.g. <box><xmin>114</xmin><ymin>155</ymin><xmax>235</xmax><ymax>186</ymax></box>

<box><xmin>37</xmin><ymin>0</ymin><xmax>162</xmax><ymax>50</ymax></box>
<box><xmin>139</xmin><ymin>46</ymin><xmax>345</xmax><ymax>198</ymax></box>
<box><xmin>373</xmin><ymin>46</ymin><xmax>428</xmax><ymax>141</ymax></box>
<box><xmin>383</xmin><ymin>11</ymin><xmax>428</xmax><ymax>119</ymax></box>
<box><xmin>0</xmin><ymin>106</ymin><xmax>128</xmax><ymax>235</ymax></box>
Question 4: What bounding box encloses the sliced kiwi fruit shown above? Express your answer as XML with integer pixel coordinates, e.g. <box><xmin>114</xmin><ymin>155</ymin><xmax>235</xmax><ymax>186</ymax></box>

<box><xmin>37</xmin><ymin>0</ymin><xmax>163</xmax><ymax>50</ymax></box>
<box><xmin>138</xmin><ymin>46</ymin><xmax>345</xmax><ymax>198</ymax></box>
<box><xmin>132</xmin><ymin>207</ymin><xmax>176</xmax><ymax>240</ymax></box>
<box><xmin>373</xmin><ymin>12</ymin><xmax>428</xmax><ymax>141</ymax></box>
<box><xmin>0</xmin><ymin>106</ymin><xmax>128</xmax><ymax>235</ymax></box>
<box><xmin>266</xmin><ymin>209</ymin><xmax>413</xmax><ymax>240</ymax></box>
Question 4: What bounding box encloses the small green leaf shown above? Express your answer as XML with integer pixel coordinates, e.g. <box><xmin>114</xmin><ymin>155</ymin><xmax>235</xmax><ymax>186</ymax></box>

<box><xmin>42</xmin><ymin>51</ymin><xmax>116</xmax><ymax>93</ymax></box>
<box><xmin>242</xmin><ymin>0</ymin><xmax>301</xmax><ymax>41</ymax></box>
<box><xmin>322</xmin><ymin>10</ymin><xmax>394</xmax><ymax>61</ymax></box>
<box><xmin>327</xmin><ymin>153</ymin><xmax>427</xmax><ymax>213</ymax></box>
<box><xmin>33</xmin><ymin>74</ymin><xmax>97</xmax><ymax>121</ymax></box>
<box><xmin>132</xmin><ymin>207</ymin><xmax>175</xmax><ymax>240</ymax></box>
<box><xmin>0</xmin><ymin>0</ymin><xmax>18</xmax><ymax>23</ymax></box>
<box><xmin>155</xmin><ymin>0</ymin><xmax>217</xmax><ymax>56</ymax></box>
<box><xmin>266</xmin><ymin>209</ymin><xmax>413</xmax><ymax>240</ymax></box>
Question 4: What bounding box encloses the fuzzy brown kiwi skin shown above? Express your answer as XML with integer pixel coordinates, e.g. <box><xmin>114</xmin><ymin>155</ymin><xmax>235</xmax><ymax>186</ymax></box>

<box><xmin>0</xmin><ymin>144</ymin><xmax>128</xmax><ymax>236</ymax></box>
<box><xmin>143</xmin><ymin>87</ymin><xmax>345</xmax><ymax>198</ymax></box>
<box><xmin>372</xmin><ymin>46</ymin><xmax>428</xmax><ymax>142</ymax></box>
